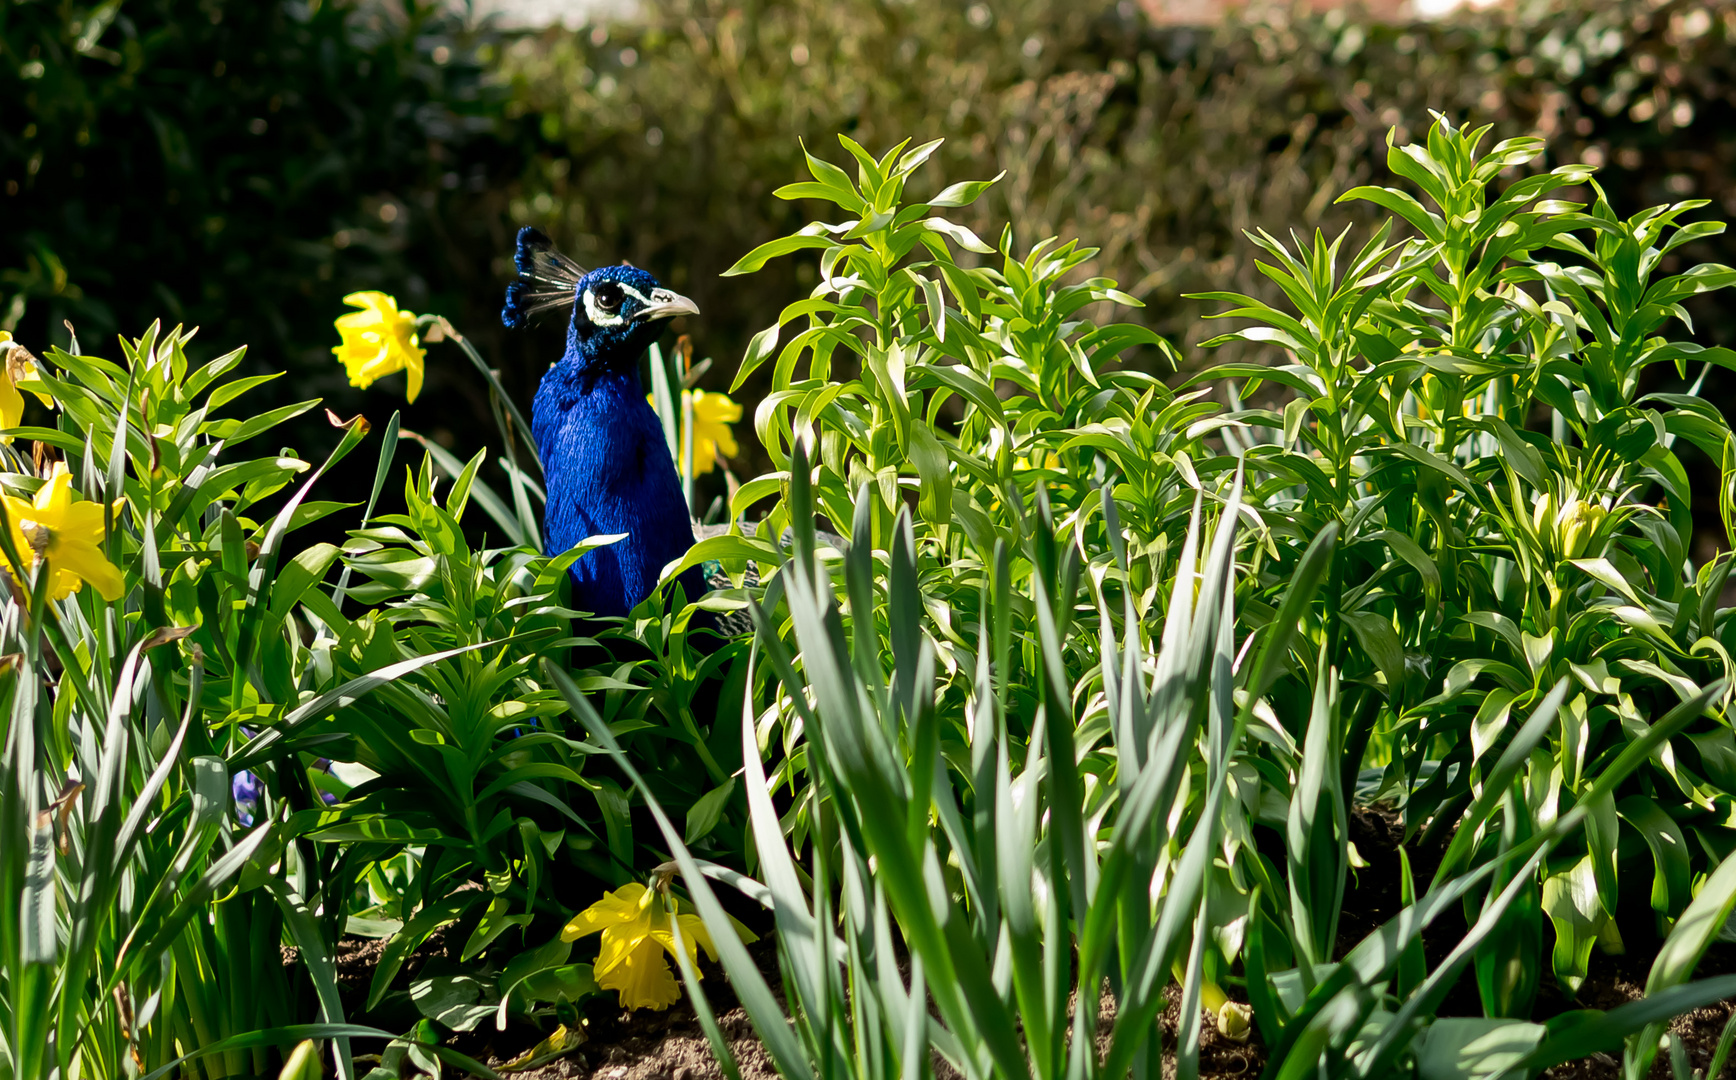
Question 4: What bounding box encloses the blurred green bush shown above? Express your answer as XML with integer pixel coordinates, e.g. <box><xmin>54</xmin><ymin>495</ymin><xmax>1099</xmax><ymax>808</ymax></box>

<box><xmin>502</xmin><ymin>0</ymin><xmax>1736</xmax><ymax>552</ymax></box>
<box><xmin>7</xmin><ymin>0</ymin><xmax>1736</xmax><ymax>549</ymax></box>
<box><xmin>505</xmin><ymin>0</ymin><xmax>1736</xmax><ymax>366</ymax></box>
<box><xmin>0</xmin><ymin>0</ymin><xmax>528</xmax><ymax>457</ymax></box>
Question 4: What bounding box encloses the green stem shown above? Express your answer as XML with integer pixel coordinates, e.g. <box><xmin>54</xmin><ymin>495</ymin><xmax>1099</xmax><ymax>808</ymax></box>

<box><xmin>434</xmin><ymin>317</ymin><xmax>541</xmax><ymax>475</ymax></box>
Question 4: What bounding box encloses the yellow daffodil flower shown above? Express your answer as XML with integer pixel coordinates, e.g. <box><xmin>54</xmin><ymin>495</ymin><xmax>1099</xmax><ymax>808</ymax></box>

<box><xmin>1</xmin><ymin>462</ymin><xmax>125</xmax><ymax>601</ymax></box>
<box><xmin>563</xmin><ymin>882</ymin><xmax>734</xmax><ymax>1011</ymax></box>
<box><xmin>648</xmin><ymin>389</ymin><xmax>741</xmax><ymax>475</ymax></box>
<box><xmin>0</xmin><ymin>332</ymin><xmax>53</xmax><ymax>441</ymax></box>
<box><xmin>332</xmin><ymin>292</ymin><xmax>426</xmax><ymax>402</ymax></box>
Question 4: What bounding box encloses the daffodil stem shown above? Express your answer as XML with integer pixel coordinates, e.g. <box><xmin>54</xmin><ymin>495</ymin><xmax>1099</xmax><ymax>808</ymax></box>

<box><xmin>1175</xmin><ymin>959</ymin><xmax>1228</xmax><ymax>1014</ymax></box>
<box><xmin>435</xmin><ymin>317</ymin><xmax>542</xmax><ymax>475</ymax></box>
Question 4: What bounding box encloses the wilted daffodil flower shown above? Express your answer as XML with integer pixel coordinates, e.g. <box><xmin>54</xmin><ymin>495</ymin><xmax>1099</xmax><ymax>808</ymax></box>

<box><xmin>1199</xmin><ymin>976</ymin><xmax>1253</xmax><ymax>1043</ymax></box>
<box><xmin>563</xmin><ymin>881</ymin><xmax>751</xmax><ymax>1011</ymax></box>
<box><xmin>648</xmin><ymin>389</ymin><xmax>740</xmax><ymax>475</ymax></box>
<box><xmin>1</xmin><ymin>462</ymin><xmax>125</xmax><ymax>601</ymax></box>
<box><xmin>0</xmin><ymin>332</ymin><xmax>53</xmax><ymax>440</ymax></box>
<box><xmin>332</xmin><ymin>291</ymin><xmax>426</xmax><ymax>402</ymax></box>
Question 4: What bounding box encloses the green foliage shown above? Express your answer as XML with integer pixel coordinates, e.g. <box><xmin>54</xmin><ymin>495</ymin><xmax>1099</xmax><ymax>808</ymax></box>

<box><xmin>1193</xmin><ymin>117</ymin><xmax>1736</xmax><ymax>1020</ymax></box>
<box><xmin>15</xmin><ymin>0</ymin><xmax>1736</xmax><ymax>546</ymax></box>
<box><xmin>0</xmin><ymin>323</ymin><xmax>388</xmax><ymax>1079</ymax></box>
<box><xmin>559</xmin><ymin>450</ymin><xmax>1297</xmax><ymax>1080</ymax></box>
<box><xmin>605</xmin><ymin>129</ymin><xmax>1736</xmax><ymax>1079</ymax></box>
<box><xmin>503</xmin><ymin>0</ymin><xmax>1736</xmax><ymax>480</ymax></box>
<box><xmin>0</xmin><ymin>320</ymin><xmax>608</xmax><ymax>1076</ymax></box>
<box><xmin>9</xmin><ymin>5</ymin><xmax>1736</xmax><ymax>1065</ymax></box>
<box><xmin>712</xmin><ymin>134</ymin><xmax>1183</xmax><ymax>550</ymax></box>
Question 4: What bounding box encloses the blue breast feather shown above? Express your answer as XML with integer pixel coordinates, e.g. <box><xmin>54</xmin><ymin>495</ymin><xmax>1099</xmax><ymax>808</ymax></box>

<box><xmin>533</xmin><ymin>361</ymin><xmax>705</xmax><ymax>619</ymax></box>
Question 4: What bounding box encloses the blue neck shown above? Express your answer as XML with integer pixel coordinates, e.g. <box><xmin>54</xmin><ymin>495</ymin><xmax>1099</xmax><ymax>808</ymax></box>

<box><xmin>533</xmin><ymin>350</ymin><xmax>699</xmax><ymax>619</ymax></box>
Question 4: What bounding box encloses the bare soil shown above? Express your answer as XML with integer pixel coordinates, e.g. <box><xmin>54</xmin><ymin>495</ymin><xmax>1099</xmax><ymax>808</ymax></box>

<box><xmin>453</xmin><ymin>971</ymin><xmax>1265</xmax><ymax>1080</ymax></box>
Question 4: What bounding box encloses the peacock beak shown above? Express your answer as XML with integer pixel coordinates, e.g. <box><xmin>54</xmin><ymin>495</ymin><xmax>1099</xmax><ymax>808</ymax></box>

<box><xmin>636</xmin><ymin>288</ymin><xmax>699</xmax><ymax>322</ymax></box>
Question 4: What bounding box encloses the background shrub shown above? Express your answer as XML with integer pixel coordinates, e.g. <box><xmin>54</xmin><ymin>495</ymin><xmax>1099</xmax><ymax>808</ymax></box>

<box><xmin>500</xmin><ymin>0</ymin><xmax>1736</xmax><ymax>553</ymax></box>
<box><xmin>0</xmin><ymin>0</ymin><xmax>526</xmax><ymax>461</ymax></box>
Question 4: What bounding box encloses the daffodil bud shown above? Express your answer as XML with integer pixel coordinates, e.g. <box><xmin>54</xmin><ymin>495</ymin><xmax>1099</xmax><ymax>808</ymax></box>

<box><xmin>1416</xmin><ymin>373</ymin><xmax>1441</xmax><ymax>421</ymax></box>
<box><xmin>1192</xmin><ymin>975</ymin><xmax>1251</xmax><ymax>1041</ymax></box>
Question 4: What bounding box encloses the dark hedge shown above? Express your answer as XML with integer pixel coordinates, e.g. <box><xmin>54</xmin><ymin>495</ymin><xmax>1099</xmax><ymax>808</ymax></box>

<box><xmin>1</xmin><ymin>0</ymin><xmax>527</xmax><ymax>462</ymax></box>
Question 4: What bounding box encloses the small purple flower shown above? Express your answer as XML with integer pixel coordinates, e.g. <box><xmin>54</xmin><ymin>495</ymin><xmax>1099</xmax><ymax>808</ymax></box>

<box><xmin>312</xmin><ymin>759</ymin><xmax>339</xmax><ymax>804</ymax></box>
<box><xmin>232</xmin><ymin>769</ymin><xmax>262</xmax><ymax>826</ymax></box>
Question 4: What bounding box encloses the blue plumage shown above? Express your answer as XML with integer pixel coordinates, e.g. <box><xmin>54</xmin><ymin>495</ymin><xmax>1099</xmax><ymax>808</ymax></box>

<box><xmin>504</xmin><ymin>227</ymin><xmax>705</xmax><ymax>618</ymax></box>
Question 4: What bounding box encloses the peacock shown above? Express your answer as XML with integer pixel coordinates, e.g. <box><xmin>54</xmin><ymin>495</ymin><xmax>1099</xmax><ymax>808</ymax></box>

<box><xmin>502</xmin><ymin>226</ymin><xmax>713</xmax><ymax>620</ymax></box>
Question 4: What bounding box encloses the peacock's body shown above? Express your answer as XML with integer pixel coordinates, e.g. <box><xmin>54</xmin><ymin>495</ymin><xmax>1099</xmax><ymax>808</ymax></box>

<box><xmin>503</xmin><ymin>227</ymin><xmax>707</xmax><ymax>618</ymax></box>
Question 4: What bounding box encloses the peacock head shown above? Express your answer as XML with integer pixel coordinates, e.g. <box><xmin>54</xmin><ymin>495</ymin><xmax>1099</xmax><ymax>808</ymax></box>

<box><xmin>502</xmin><ymin>226</ymin><xmax>698</xmax><ymax>374</ymax></box>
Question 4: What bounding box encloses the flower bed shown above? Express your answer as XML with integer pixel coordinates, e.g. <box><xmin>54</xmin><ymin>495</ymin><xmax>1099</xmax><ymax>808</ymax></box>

<box><xmin>1</xmin><ymin>118</ymin><xmax>1734</xmax><ymax>1080</ymax></box>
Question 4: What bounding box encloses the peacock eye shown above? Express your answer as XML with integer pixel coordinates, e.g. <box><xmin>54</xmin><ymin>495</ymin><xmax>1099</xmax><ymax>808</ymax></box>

<box><xmin>592</xmin><ymin>281</ymin><xmax>624</xmax><ymax>313</ymax></box>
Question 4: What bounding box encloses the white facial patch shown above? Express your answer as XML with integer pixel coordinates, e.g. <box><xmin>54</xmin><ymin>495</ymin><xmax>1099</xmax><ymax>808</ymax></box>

<box><xmin>582</xmin><ymin>288</ymin><xmax>626</xmax><ymax>327</ymax></box>
<box><xmin>582</xmin><ymin>283</ymin><xmax>656</xmax><ymax>327</ymax></box>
